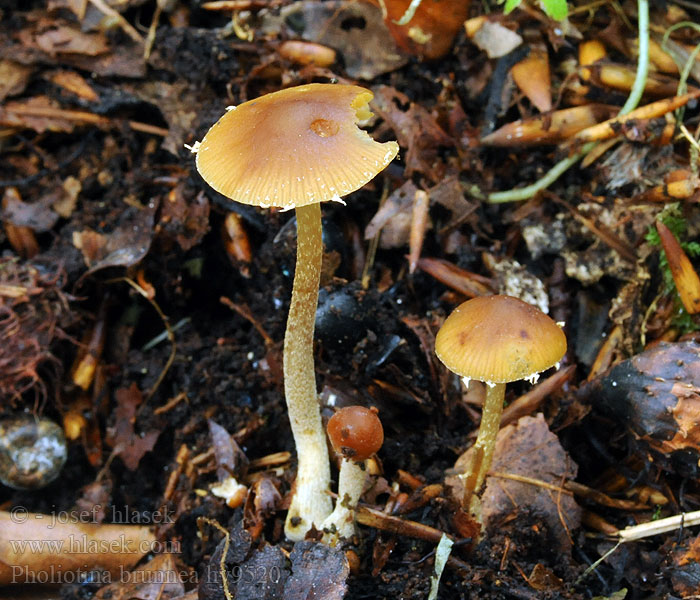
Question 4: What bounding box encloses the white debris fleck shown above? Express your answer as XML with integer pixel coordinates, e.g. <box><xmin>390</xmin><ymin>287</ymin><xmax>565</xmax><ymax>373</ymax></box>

<box><xmin>525</xmin><ymin>372</ymin><xmax>540</xmax><ymax>385</ymax></box>
<box><xmin>225</xmin><ymin>105</ymin><xmax>237</xmax><ymax>111</ymax></box>
<box><xmin>486</xmin><ymin>255</ymin><xmax>549</xmax><ymax>314</ymax></box>
<box><xmin>211</xmin><ymin>476</ymin><xmax>247</xmax><ymax>508</ymax></box>
<box><xmin>184</xmin><ymin>141</ymin><xmax>201</xmax><ymax>153</ymax></box>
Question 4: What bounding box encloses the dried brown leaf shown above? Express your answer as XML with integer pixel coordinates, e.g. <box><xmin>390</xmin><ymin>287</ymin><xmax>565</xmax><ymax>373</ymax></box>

<box><xmin>73</xmin><ymin>200</ymin><xmax>157</xmax><ymax>274</ymax></box>
<box><xmin>448</xmin><ymin>414</ymin><xmax>581</xmax><ymax>552</ymax></box>
<box><xmin>277</xmin><ymin>1</ymin><xmax>407</xmax><ymax>80</ymax></box>
<box><xmin>106</xmin><ymin>383</ymin><xmax>160</xmax><ymax>471</ymax></box>
<box><xmin>372</xmin><ymin>86</ymin><xmax>453</xmax><ymax>181</ymax></box>
<box><xmin>0</xmin><ymin>60</ymin><xmax>33</xmax><ymax>102</ymax></box>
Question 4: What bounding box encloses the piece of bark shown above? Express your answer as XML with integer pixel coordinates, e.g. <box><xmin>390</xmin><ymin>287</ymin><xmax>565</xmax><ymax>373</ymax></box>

<box><xmin>283</xmin><ymin>541</ymin><xmax>349</xmax><ymax>600</ymax></box>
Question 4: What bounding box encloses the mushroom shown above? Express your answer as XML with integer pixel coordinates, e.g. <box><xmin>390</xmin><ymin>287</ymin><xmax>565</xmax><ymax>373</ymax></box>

<box><xmin>323</xmin><ymin>406</ymin><xmax>384</xmax><ymax>543</ymax></box>
<box><xmin>194</xmin><ymin>84</ymin><xmax>398</xmax><ymax>540</ymax></box>
<box><xmin>434</xmin><ymin>295</ymin><xmax>566</xmax><ymax>515</ymax></box>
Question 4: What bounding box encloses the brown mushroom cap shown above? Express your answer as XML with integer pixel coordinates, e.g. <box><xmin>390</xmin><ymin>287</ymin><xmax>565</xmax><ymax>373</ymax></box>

<box><xmin>327</xmin><ymin>406</ymin><xmax>384</xmax><ymax>462</ymax></box>
<box><xmin>435</xmin><ymin>295</ymin><xmax>567</xmax><ymax>384</ymax></box>
<box><xmin>195</xmin><ymin>84</ymin><xmax>399</xmax><ymax>210</ymax></box>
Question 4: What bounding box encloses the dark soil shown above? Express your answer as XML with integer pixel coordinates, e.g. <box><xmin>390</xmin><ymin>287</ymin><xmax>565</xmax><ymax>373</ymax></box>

<box><xmin>2</xmin><ymin>0</ymin><xmax>700</xmax><ymax>599</ymax></box>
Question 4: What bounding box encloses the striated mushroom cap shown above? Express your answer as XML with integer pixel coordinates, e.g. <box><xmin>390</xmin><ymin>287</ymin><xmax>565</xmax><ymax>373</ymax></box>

<box><xmin>195</xmin><ymin>83</ymin><xmax>399</xmax><ymax>210</ymax></box>
<box><xmin>435</xmin><ymin>295</ymin><xmax>567</xmax><ymax>384</ymax></box>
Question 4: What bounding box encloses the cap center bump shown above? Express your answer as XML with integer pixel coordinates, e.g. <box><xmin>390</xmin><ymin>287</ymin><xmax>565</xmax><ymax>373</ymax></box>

<box><xmin>310</xmin><ymin>118</ymin><xmax>339</xmax><ymax>138</ymax></box>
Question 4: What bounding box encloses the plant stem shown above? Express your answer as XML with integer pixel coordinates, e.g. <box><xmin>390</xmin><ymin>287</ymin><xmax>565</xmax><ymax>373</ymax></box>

<box><xmin>486</xmin><ymin>0</ymin><xmax>649</xmax><ymax>203</ymax></box>
<box><xmin>462</xmin><ymin>382</ymin><xmax>506</xmax><ymax>511</ymax></box>
<box><xmin>283</xmin><ymin>202</ymin><xmax>332</xmax><ymax>541</ymax></box>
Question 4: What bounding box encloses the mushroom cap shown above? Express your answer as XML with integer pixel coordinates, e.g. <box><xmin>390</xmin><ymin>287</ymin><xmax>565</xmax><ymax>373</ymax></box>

<box><xmin>195</xmin><ymin>83</ymin><xmax>399</xmax><ymax>210</ymax></box>
<box><xmin>435</xmin><ymin>295</ymin><xmax>567</xmax><ymax>384</ymax></box>
<box><xmin>327</xmin><ymin>406</ymin><xmax>384</xmax><ymax>462</ymax></box>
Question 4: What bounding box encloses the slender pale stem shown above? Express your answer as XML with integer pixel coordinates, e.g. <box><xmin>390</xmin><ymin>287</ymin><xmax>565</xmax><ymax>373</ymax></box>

<box><xmin>283</xmin><ymin>202</ymin><xmax>333</xmax><ymax>541</ymax></box>
<box><xmin>322</xmin><ymin>458</ymin><xmax>367</xmax><ymax>544</ymax></box>
<box><xmin>462</xmin><ymin>382</ymin><xmax>506</xmax><ymax>512</ymax></box>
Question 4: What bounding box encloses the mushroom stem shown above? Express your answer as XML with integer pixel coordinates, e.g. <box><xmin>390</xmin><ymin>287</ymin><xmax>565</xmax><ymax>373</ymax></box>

<box><xmin>283</xmin><ymin>202</ymin><xmax>333</xmax><ymax>541</ymax></box>
<box><xmin>461</xmin><ymin>382</ymin><xmax>506</xmax><ymax>512</ymax></box>
<box><xmin>322</xmin><ymin>458</ymin><xmax>367</xmax><ymax>544</ymax></box>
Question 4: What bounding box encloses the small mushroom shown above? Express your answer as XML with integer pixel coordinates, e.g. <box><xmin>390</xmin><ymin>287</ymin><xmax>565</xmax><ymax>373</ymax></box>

<box><xmin>194</xmin><ymin>84</ymin><xmax>398</xmax><ymax>540</ymax></box>
<box><xmin>435</xmin><ymin>295</ymin><xmax>566</xmax><ymax>516</ymax></box>
<box><xmin>323</xmin><ymin>406</ymin><xmax>383</xmax><ymax>543</ymax></box>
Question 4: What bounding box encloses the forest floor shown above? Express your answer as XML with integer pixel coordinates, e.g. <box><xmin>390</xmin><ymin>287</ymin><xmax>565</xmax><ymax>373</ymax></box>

<box><xmin>1</xmin><ymin>0</ymin><xmax>700</xmax><ymax>598</ymax></box>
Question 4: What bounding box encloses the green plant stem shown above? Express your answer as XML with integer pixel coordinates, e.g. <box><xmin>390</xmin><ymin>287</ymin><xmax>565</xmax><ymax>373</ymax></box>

<box><xmin>283</xmin><ymin>202</ymin><xmax>333</xmax><ymax>541</ymax></box>
<box><xmin>462</xmin><ymin>382</ymin><xmax>506</xmax><ymax>510</ymax></box>
<box><xmin>485</xmin><ymin>0</ymin><xmax>649</xmax><ymax>203</ymax></box>
<box><xmin>487</xmin><ymin>143</ymin><xmax>595</xmax><ymax>203</ymax></box>
<box><xmin>619</xmin><ymin>0</ymin><xmax>649</xmax><ymax>116</ymax></box>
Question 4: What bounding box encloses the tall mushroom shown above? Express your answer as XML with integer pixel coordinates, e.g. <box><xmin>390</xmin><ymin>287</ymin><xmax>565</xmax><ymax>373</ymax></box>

<box><xmin>435</xmin><ymin>295</ymin><xmax>566</xmax><ymax>516</ymax></box>
<box><xmin>194</xmin><ymin>84</ymin><xmax>398</xmax><ymax>540</ymax></box>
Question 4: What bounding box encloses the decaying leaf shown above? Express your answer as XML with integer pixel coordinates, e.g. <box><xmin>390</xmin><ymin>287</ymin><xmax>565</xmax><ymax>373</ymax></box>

<box><xmin>208</xmin><ymin>419</ymin><xmax>249</xmax><ymax>481</ymax></box>
<box><xmin>28</xmin><ymin>24</ymin><xmax>110</xmax><ymax>57</ymax></box>
<box><xmin>106</xmin><ymin>383</ymin><xmax>160</xmax><ymax>470</ymax></box>
<box><xmin>581</xmin><ymin>341</ymin><xmax>700</xmax><ymax>474</ymax></box>
<box><xmin>0</xmin><ymin>59</ymin><xmax>33</xmax><ymax>102</ymax></box>
<box><xmin>365</xmin><ymin>181</ymin><xmax>416</xmax><ymax>248</ymax></box>
<box><xmin>276</xmin><ymin>1</ymin><xmax>407</xmax><ymax>80</ymax></box>
<box><xmin>481</xmin><ymin>104</ymin><xmax>617</xmax><ymax>147</ymax></box>
<box><xmin>128</xmin><ymin>81</ymin><xmax>200</xmax><ymax>156</ymax></box>
<box><xmin>94</xmin><ymin>553</ymin><xmax>185</xmax><ymax>600</ymax></box>
<box><xmin>156</xmin><ymin>186</ymin><xmax>210</xmax><ymax>251</ymax></box>
<box><xmin>73</xmin><ymin>200</ymin><xmax>157</xmax><ymax>274</ymax></box>
<box><xmin>672</xmin><ymin>533</ymin><xmax>700</xmax><ymax>597</ymax></box>
<box><xmin>448</xmin><ymin>414</ymin><xmax>581</xmax><ymax>552</ymax></box>
<box><xmin>372</xmin><ymin>86</ymin><xmax>453</xmax><ymax>182</ymax></box>
<box><xmin>0</xmin><ymin>96</ymin><xmax>79</xmax><ymax>133</ymax></box>
<box><xmin>2</xmin><ymin>186</ymin><xmax>59</xmax><ymax>232</ymax></box>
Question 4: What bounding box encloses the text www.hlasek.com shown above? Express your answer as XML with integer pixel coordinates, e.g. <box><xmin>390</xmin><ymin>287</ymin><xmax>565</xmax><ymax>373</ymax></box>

<box><xmin>10</xmin><ymin>534</ymin><xmax>180</xmax><ymax>556</ymax></box>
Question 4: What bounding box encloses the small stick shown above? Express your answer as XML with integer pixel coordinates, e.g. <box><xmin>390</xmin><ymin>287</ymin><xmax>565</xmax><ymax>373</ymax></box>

<box><xmin>88</xmin><ymin>0</ymin><xmax>144</xmax><ymax>45</ymax></box>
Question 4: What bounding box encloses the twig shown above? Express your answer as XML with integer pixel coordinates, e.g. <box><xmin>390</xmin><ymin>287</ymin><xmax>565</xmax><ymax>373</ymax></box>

<box><xmin>87</xmin><ymin>0</ymin><xmax>144</xmax><ymax>45</ymax></box>
<box><xmin>144</xmin><ymin>1</ymin><xmax>163</xmax><ymax>60</ymax></box>
<box><xmin>220</xmin><ymin>297</ymin><xmax>275</xmax><ymax>346</ymax></box>
<box><xmin>616</xmin><ymin>510</ymin><xmax>700</xmax><ymax>542</ymax></box>
<box><xmin>1</xmin><ymin>104</ymin><xmax>168</xmax><ymax>136</ymax></box>
<box><xmin>110</xmin><ymin>277</ymin><xmax>176</xmax><ymax>401</ymax></box>
<box><xmin>355</xmin><ymin>505</ymin><xmax>452</xmax><ymax>544</ymax></box>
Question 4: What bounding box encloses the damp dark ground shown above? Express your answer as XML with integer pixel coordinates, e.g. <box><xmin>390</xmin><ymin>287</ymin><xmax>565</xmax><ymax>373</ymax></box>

<box><xmin>2</xmin><ymin>0</ymin><xmax>700</xmax><ymax>599</ymax></box>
